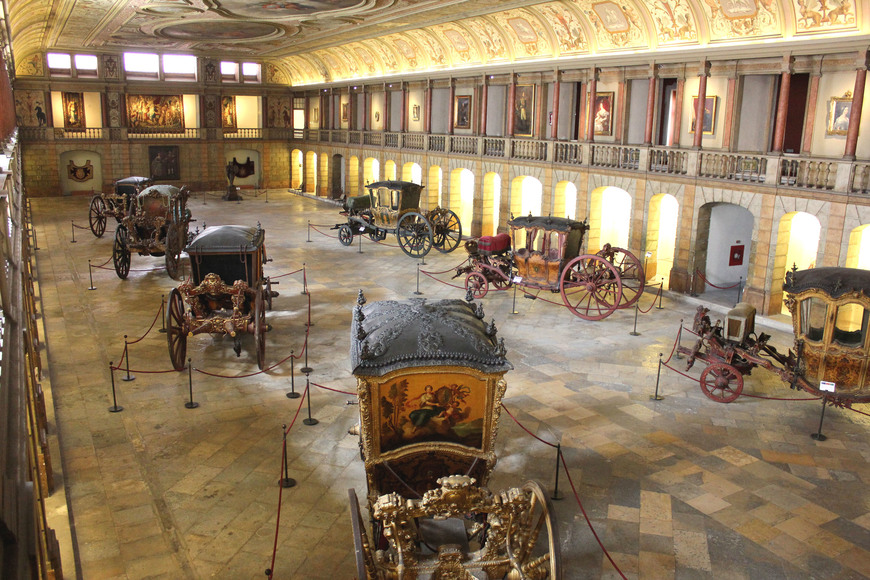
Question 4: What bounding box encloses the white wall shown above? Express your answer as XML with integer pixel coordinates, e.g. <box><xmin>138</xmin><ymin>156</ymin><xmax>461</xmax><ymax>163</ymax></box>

<box><xmin>679</xmin><ymin>75</ymin><xmax>728</xmax><ymax>149</ymax></box>
<box><xmin>626</xmin><ymin>78</ymin><xmax>648</xmax><ymax>144</ymax></box>
<box><xmin>487</xmin><ymin>85</ymin><xmax>506</xmax><ymax>136</ymax></box>
<box><xmin>59</xmin><ymin>150</ymin><xmax>103</xmax><ymax>195</ymax></box>
<box><xmin>736</xmin><ymin>75</ymin><xmax>775</xmax><ymax>153</ymax></box>
<box><xmin>706</xmin><ymin>204</ymin><xmax>753</xmax><ymax>286</ymax></box>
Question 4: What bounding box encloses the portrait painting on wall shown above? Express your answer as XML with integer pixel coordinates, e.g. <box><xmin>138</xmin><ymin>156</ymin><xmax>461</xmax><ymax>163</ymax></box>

<box><xmin>412</xmin><ymin>104</ymin><xmax>420</xmax><ymax>122</ymax></box>
<box><xmin>376</xmin><ymin>373</ymin><xmax>488</xmax><ymax>454</ymax></box>
<box><xmin>454</xmin><ymin>95</ymin><xmax>472</xmax><ymax>129</ymax></box>
<box><xmin>690</xmin><ymin>96</ymin><xmax>717</xmax><ymax>135</ymax></box>
<box><xmin>222</xmin><ymin>96</ymin><xmax>237</xmax><ymax>130</ymax></box>
<box><xmin>62</xmin><ymin>92</ymin><xmax>86</xmax><ymax>130</ymax></box>
<box><xmin>593</xmin><ymin>92</ymin><xmax>614</xmax><ymax>136</ymax></box>
<box><xmin>148</xmin><ymin>145</ymin><xmax>180</xmax><ymax>181</ymax></box>
<box><xmin>341</xmin><ymin>102</ymin><xmax>349</xmax><ymax>122</ymax></box>
<box><xmin>513</xmin><ymin>85</ymin><xmax>535</xmax><ymax>136</ymax></box>
<box><xmin>126</xmin><ymin>95</ymin><xmax>184</xmax><ymax>130</ymax></box>
<box><xmin>827</xmin><ymin>94</ymin><xmax>852</xmax><ymax>136</ymax></box>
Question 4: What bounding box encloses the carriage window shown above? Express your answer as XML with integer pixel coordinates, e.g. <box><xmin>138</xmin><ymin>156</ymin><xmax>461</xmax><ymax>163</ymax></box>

<box><xmin>833</xmin><ymin>303</ymin><xmax>868</xmax><ymax>347</ymax></box>
<box><xmin>800</xmin><ymin>298</ymin><xmax>827</xmax><ymax>342</ymax></box>
<box><xmin>527</xmin><ymin>229</ymin><xmax>541</xmax><ymax>252</ymax></box>
<box><xmin>544</xmin><ymin>232</ymin><xmax>563</xmax><ymax>260</ymax></box>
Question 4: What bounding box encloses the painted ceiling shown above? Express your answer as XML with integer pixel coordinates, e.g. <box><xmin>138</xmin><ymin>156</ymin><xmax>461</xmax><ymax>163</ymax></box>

<box><xmin>6</xmin><ymin>0</ymin><xmax>869</xmax><ymax>85</ymax></box>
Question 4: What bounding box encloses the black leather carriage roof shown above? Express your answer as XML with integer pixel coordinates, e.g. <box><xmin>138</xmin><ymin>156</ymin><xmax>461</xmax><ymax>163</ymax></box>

<box><xmin>364</xmin><ymin>180</ymin><xmax>424</xmax><ymax>193</ymax></box>
<box><xmin>350</xmin><ymin>297</ymin><xmax>512</xmax><ymax>377</ymax></box>
<box><xmin>508</xmin><ymin>215</ymin><xmax>588</xmax><ymax>232</ymax></box>
<box><xmin>783</xmin><ymin>267</ymin><xmax>870</xmax><ymax>299</ymax></box>
<box><xmin>186</xmin><ymin>225</ymin><xmax>264</xmax><ymax>255</ymax></box>
<box><xmin>114</xmin><ymin>176</ymin><xmax>151</xmax><ymax>186</ymax></box>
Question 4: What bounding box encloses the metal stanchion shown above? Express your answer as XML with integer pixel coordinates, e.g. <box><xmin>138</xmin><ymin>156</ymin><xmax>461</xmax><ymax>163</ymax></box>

<box><xmin>690</xmin><ymin>270</ymin><xmax>698</xmax><ymax>297</ymax></box>
<box><xmin>629</xmin><ymin>304</ymin><xmax>640</xmax><ymax>336</ymax></box>
<box><xmin>301</xmin><ymin>263</ymin><xmax>309</xmax><ymax>295</ymax></box>
<box><xmin>358</xmin><ymin>230</ymin><xmax>363</xmax><ymax>254</ymax></box>
<box><xmin>159</xmin><ymin>295</ymin><xmax>167</xmax><ymax>333</ymax></box>
<box><xmin>265</xmin><ymin>189</ymin><xmax>269</xmax><ymax>204</ymax></box>
<box><xmin>656</xmin><ymin>280</ymin><xmax>664</xmax><ymax>310</ymax></box>
<box><xmin>87</xmin><ymin>259</ymin><xmax>96</xmax><ymax>290</ymax></box>
<box><xmin>810</xmin><ymin>397</ymin><xmax>828</xmax><ymax>441</ymax></box>
<box><xmin>122</xmin><ymin>336</ymin><xmax>135</xmax><ymax>382</ymax></box>
<box><xmin>306</xmin><ymin>220</ymin><xmax>311</xmax><ymax>242</ymax></box>
<box><xmin>736</xmin><ymin>276</ymin><xmax>744</xmax><ymax>306</ymax></box>
<box><xmin>70</xmin><ymin>220</ymin><xmax>77</xmax><ymax>243</ymax></box>
<box><xmin>280</xmin><ymin>425</ymin><xmax>296</xmax><ymax>488</ymax></box>
<box><xmin>651</xmin><ymin>353</ymin><xmax>664</xmax><ymax>401</ymax></box>
<box><xmin>108</xmin><ymin>362</ymin><xmax>123</xmax><ymax>413</ymax></box>
<box><xmin>414</xmin><ymin>263</ymin><xmax>423</xmax><ymax>295</ymax></box>
<box><xmin>674</xmin><ymin>320</ymin><xmax>684</xmax><ymax>359</ymax></box>
<box><xmin>551</xmin><ymin>443</ymin><xmax>563</xmax><ymax>501</ymax></box>
<box><xmin>286</xmin><ymin>350</ymin><xmax>300</xmax><ymax>399</ymax></box>
<box><xmin>185</xmin><ymin>359</ymin><xmax>199</xmax><ymax>409</ymax></box>
<box><xmin>303</xmin><ymin>375</ymin><xmax>318</xmax><ymax>426</ymax></box>
<box><xmin>511</xmin><ymin>281</ymin><xmax>519</xmax><ymax>315</ymax></box>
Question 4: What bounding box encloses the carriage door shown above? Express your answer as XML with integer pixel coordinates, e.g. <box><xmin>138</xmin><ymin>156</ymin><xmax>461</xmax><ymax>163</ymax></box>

<box><xmin>829</xmin><ymin>302</ymin><xmax>870</xmax><ymax>394</ymax></box>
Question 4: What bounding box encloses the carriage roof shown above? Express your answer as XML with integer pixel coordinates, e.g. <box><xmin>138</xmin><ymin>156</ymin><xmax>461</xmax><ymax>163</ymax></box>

<box><xmin>783</xmin><ymin>267</ymin><xmax>870</xmax><ymax>300</ymax></box>
<box><xmin>350</xmin><ymin>298</ymin><xmax>512</xmax><ymax>377</ymax></box>
<box><xmin>508</xmin><ymin>215</ymin><xmax>588</xmax><ymax>233</ymax></box>
<box><xmin>185</xmin><ymin>225</ymin><xmax>264</xmax><ymax>256</ymax></box>
<box><xmin>137</xmin><ymin>184</ymin><xmax>179</xmax><ymax>204</ymax></box>
<box><xmin>115</xmin><ymin>176</ymin><xmax>151</xmax><ymax>187</ymax></box>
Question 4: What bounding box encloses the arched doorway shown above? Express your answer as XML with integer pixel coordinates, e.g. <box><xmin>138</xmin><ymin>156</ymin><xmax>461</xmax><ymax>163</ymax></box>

<box><xmin>553</xmin><ymin>181</ymin><xmax>578</xmax><ymax>220</ymax></box>
<box><xmin>363</xmin><ymin>157</ymin><xmax>380</xmax><ymax>186</ymax></box>
<box><xmin>509</xmin><ymin>176</ymin><xmax>542</xmax><ymax>248</ymax></box>
<box><xmin>402</xmin><ymin>162</ymin><xmax>422</xmax><ymax>184</ymax></box>
<box><xmin>385</xmin><ymin>160</ymin><xmax>397</xmax><ymax>181</ymax></box>
<box><xmin>644</xmin><ymin>194</ymin><xmax>679</xmax><ymax>286</ymax></box>
<box><xmin>348</xmin><ymin>156</ymin><xmax>359</xmax><ymax>195</ymax></box>
<box><xmin>304</xmin><ymin>151</ymin><xmax>317</xmax><ymax>193</ymax></box>
<box><xmin>773</xmin><ymin>211</ymin><xmax>821</xmax><ymax>313</ymax></box>
<box><xmin>694</xmin><ymin>203</ymin><xmax>754</xmax><ymax>299</ymax></box>
<box><xmin>427</xmin><ymin>166</ymin><xmax>443</xmax><ymax>211</ymax></box>
<box><xmin>331</xmin><ymin>154</ymin><xmax>345</xmax><ymax>199</ymax></box>
<box><xmin>588</xmin><ymin>186</ymin><xmax>631</xmax><ymax>254</ymax></box>
<box><xmin>318</xmin><ymin>154</ymin><xmax>329</xmax><ymax>197</ymax></box>
<box><xmin>482</xmin><ymin>172</ymin><xmax>501</xmax><ymax>236</ymax></box>
<box><xmin>290</xmin><ymin>149</ymin><xmax>303</xmax><ymax>190</ymax></box>
<box><xmin>450</xmin><ymin>168</ymin><xmax>474</xmax><ymax>232</ymax></box>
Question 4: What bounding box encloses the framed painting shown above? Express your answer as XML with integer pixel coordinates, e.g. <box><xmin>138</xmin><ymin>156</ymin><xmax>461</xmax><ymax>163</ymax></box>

<box><xmin>513</xmin><ymin>85</ymin><xmax>534</xmax><ymax>136</ymax></box>
<box><xmin>454</xmin><ymin>95</ymin><xmax>471</xmax><ymax>129</ymax></box>
<box><xmin>593</xmin><ymin>91</ymin><xmax>614</xmax><ymax>136</ymax></box>
<box><xmin>690</xmin><ymin>96</ymin><xmax>717</xmax><ymax>135</ymax></box>
<box><xmin>827</xmin><ymin>94</ymin><xmax>852</xmax><ymax>136</ymax></box>
<box><xmin>222</xmin><ymin>96</ymin><xmax>237</xmax><ymax>130</ymax></box>
<box><xmin>126</xmin><ymin>94</ymin><xmax>184</xmax><ymax>130</ymax></box>
<box><xmin>412</xmin><ymin>104</ymin><xmax>420</xmax><ymax>122</ymax></box>
<box><xmin>62</xmin><ymin>92</ymin><xmax>86</xmax><ymax>130</ymax></box>
<box><xmin>148</xmin><ymin>145</ymin><xmax>180</xmax><ymax>181</ymax></box>
<box><xmin>341</xmin><ymin>102</ymin><xmax>349</xmax><ymax>122</ymax></box>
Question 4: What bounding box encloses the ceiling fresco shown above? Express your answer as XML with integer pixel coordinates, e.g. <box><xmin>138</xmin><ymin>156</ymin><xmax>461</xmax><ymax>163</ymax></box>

<box><xmin>6</xmin><ymin>0</ymin><xmax>868</xmax><ymax>84</ymax></box>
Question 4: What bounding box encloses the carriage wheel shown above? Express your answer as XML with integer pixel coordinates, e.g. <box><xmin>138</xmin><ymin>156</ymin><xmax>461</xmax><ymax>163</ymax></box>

<box><xmin>166</xmin><ymin>288</ymin><xmax>187</xmax><ymax>371</ymax></box>
<box><xmin>699</xmin><ymin>362</ymin><xmax>744</xmax><ymax>403</ymax></box>
<box><xmin>164</xmin><ymin>227</ymin><xmax>182</xmax><ymax>280</ymax></box>
<box><xmin>265</xmin><ymin>278</ymin><xmax>274</xmax><ymax>311</ymax></box>
<box><xmin>112</xmin><ymin>226</ymin><xmax>131</xmax><ymax>280</ymax></box>
<box><xmin>559</xmin><ymin>254</ymin><xmax>623</xmax><ymax>320</ymax></box>
<box><xmin>396</xmin><ymin>212</ymin><xmax>433</xmax><ymax>258</ymax></box>
<box><xmin>348</xmin><ymin>489</ymin><xmax>378</xmax><ymax>579</ymax></box>
<box><xmin>465</xmin><ymin>271</ymin><xmax>488</xmax><ymax>299</ymax></box>
<box><xmin>431</xmin><ymin>208</ymin><xmax>463</xmax><ymax>253</ymax></box>
<box><xmin>254</xmin><ymin>283</ymin><xmax>266</xmax><ymax>370</ymax></box>
<box><xmin>88</xmin><ymin>197</ymin><xmax>107</xmax><ymax>238</ymax></box>
<box><xmin>338</xmin><ymin>224</ymin><xmax>354</xmax><ymax>246</ymax></box>
<box><xmin>505</xmin><ymin>481</ymin><xmax>562</xmax><ymax>579</ymax></box>
<box><xmin>601</xmin><ymin>246</ymin><xmax>645</xmax><ymax>309</ymax></box>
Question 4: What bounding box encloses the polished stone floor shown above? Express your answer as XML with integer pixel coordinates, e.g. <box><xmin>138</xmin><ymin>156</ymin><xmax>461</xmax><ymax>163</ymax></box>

<box><xmin>32</xmin><ymin>190</ymin><xmax>870</xmax><ymax>579</ymax></box>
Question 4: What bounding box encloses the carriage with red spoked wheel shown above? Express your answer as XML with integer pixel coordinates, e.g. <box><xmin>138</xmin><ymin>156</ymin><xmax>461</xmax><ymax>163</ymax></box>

<box><xmin>454</xmin><ymin>215</ymin><xmax>645</xmax><ymax>320</ymax></box>
<box><xmin>677</xmin><ymin>267</ymin><xmax>870</xmax><ymax>407</ymax></box>
<box><xmin>165</xmin><ymin>224</ymin><xmax>278</xmax><ymax>371</ymax></box>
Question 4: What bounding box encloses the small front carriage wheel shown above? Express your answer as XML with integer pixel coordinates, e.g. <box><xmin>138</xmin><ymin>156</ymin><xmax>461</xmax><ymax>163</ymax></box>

<box><xmin>699</xmin><ymin>362</ymin><xmax>744</xmax><ymax>403</ymax></box>
<box><xmin>465</xmin><ymin>271</ymin><xmax>488</xmax><ymax>299</ymax></box>
<box><xmin>112</xmin><ymin>225</ymin><xmax>131</xmax><ymax>279</ymax></box>
<box><xmin>338</xmin><ymin>224</ymin><xmax>354</xmax><ymax>246</ymax></box>
<box><xmin>396</xmin><ymin>212</ymin><xmax>433</xmax><ymax>258</ymax></box>
<box><xmin>166</xmin><ymin>289</ymin><xmax>187</xmax><ymax>371</ymax></box>
<box><xmin>254</xmin><ymin>282</ymin><xmax>267</xmax><ymax>370</ymax></box>
<box><xmin>89</xmin><ymin>196</ymin><xmax>107</xmax><ymax>237</ymax></box>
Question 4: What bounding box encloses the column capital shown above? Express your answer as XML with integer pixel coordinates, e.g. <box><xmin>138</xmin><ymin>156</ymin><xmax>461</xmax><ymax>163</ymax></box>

<box><xmin>587</xmin><ymin>67</ymin><xmax>599</xmax><ymax>83</ymax></box>
<box><xmin>857</xmin><ymin>48</ymin><xmax>870</xmax><ymax>70</ymax></box>
<box><xmin>648</xmin><ymin>62</ymin><xmax>659</xmax><ymax>79</ymax></box>
<box><xmin>781</xmin><ymin>54</ymin><xmax>795</xmax><ymax>74</ymax></box>
<box><xmin>697</xmin><ymin>60</ymin><xmax>710</xmax><ymax>77</ymax></box>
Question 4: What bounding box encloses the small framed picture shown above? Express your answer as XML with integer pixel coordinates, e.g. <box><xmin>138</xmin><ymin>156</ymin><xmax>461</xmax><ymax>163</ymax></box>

<box><xmin>62</xmin><ymin>92</ymin><xmax>86</xmax><ymax>130</ymax></box>
<box><xmin>412</xmin><ymin>104</ymin><xmax>420</xmax><ymax>122</ymax></box>
<box><xmin>593</xmin><ymin>92</ymin><xmax>614</xmax><ymax>136</ymax></box>
<box><xmin>827</xmin><ymin>94</ymin><xmax>852</xmax><ymax>136</ymax></box>
<box><xmin>454</xmin><ymin>95</ymin><xmax>471</xmax><ymax>129</ymax></box>
<box><xmin>513</xmin><ymin>85</ymin><xmax>534</xmax><ymax>137</ymax></box>
<box><xmin>690</xmin><ymin>96</ymin><xmax>717</xmax><ymax>135</ymax></box>
<box><xmin>341</xmin><ymin>102</ymin><xmax>349</xmax><ymax>122</ymax></box>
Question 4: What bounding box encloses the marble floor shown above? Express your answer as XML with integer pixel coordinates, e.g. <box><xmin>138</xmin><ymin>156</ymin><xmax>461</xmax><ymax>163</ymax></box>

<box><xmin>31</xmin><ymin>189</ymin><xmax>870</xmax><ymax>579</ymax></box>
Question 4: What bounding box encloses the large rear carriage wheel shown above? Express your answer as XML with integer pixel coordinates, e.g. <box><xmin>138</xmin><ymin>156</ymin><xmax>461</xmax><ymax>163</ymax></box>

<box><xmin>254</xmin><ymin>283</ymin><xmax>266</xmax><ymax>370</ymax></box>
<box><xmin>112</xmin><ymin>226</ymin><xmax>131</xmax><ymax>279</ymax></box>
<box><xmin>348</xmin><ymin>489</ymin><xmax>378</xmax><ymax>579</ymax></box>
<box><xmin>559</xmin><ymin>254</ymin><xmax>623</xmax><ymax>320</ymax></box>
<box><xmin>89</xmin><ymin>196</ymin><xmax>107</xmax><ymax>237</ymax></box>
<box><xmin>505</xmin><ymin>481</ymin><xmax>562</xmax><ymax>579</ymax></box>
<box><xmin>166</xmin><ymin>289</ymin><xmax>187</xmax><ymax>371</ymax></box>
<box><xmin>699</xmin><ymin>362</ymin><xmax>743</xmax><ymax>403</ymax></box>
<box><xmin>601</xmin><ymin>246</ymin><xmax>645</xmax><ymax>309</ymax></box>
<box><xmin>396</xmin><ymin>212</ymin><xmax>433</xmax><ymax>258</ymax></box>
<box><xmin>430</xmin><ymin>208</ymin><xmax>463</xmax><ymax>253</ymax></box>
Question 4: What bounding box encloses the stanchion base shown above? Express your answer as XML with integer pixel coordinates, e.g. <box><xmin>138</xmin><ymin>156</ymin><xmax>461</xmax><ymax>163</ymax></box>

<box><xmin>88</xmin><ymin>286</ymin><xmax>96</xmax><ymax>291</ymax></box>
<box><xmin>159</xmin><ymin>328</ymin><xmax>167</xmax><ymax>333</ymax></box>
<box><xmin>810</xmin><ymin>432</ymin><xmax>827</xmax><ymax>441</ymax></box>
<box><xmin>511</xmin><ymin>311</ymin><xmax>519</xmax><ymax>315</ymax></box>
<box><xmin>300</xmin><ymin>367</ymin><xmax>313</xmax><ymax>374</ymax></box>
<box><xmin>630</xmin><ymin>331</ymin><xmax>641</xmax><ymax>336</ymax></box>
<box><xmin>650</xmin><ymin>394</ymin><xmax>664</xmax><ymax>401</ymax></box>
<box><xmin>108</xmin><ymin>405</ymin><xmax>123</xmax><ymax>413</ymax></box>
<box><xmin>301</xmin><ymin>290</ymin><xmax>309</xmax><ymax>295</ymax></box>
<box><xmin>414</xmin><ymin>291</ymin><xmax>423</xmax><ymax>295</ymax></box>
<box><xmin>655</xmin><ymin>306</ymin><xmax>664</xmax><ymax>310</ymax></box>
<box><xmin>303</xmin><ymin>418</ymin><xmax>319</xmax><ymax>426</ymax></box>
<box><xmin>551</xmin><ymin>492</ymin><xmax>563</xmax><ymax>501</ymax></box>
<box><xmin>286</xmin><ymin>392</ymin><xmax>301</xmax><ymax>399</ymax></box>
<box><xmin>281</xmin><ymin>477</ymin><xmax>297</xmax><ymax>488</ymax></box>
<box><xmin>185</xmin><ymin>401</ymin><xmax>199</xmax><ymax>409</ymax></box>
<box><xmin>122</xmin><ymin>375</ymin><xmax>136</xmax><ymax>382</ymax></box>
<box><xmin>305</xmin><ymin>322</ymin><xmax>315</xmax><ymax>328</ymax></box>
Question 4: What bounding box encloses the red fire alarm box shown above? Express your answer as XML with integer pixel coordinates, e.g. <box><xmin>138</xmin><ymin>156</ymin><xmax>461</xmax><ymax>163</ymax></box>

<box><xmin>729</xmin><ymin>244</ymin><xmax>744</xmax><ymax>266</ymax></box>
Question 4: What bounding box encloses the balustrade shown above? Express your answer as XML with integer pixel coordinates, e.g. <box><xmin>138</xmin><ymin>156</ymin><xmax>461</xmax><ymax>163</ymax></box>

<box><xmin>402</xmin><ymin>133</ymin><xmax>424</xmax><ymax>150</ymax></box>
<box><xmin>553</xmin><ymin>142</ymin><xmax>582</xmax><ymax>165</ymax></box>
<box><xmin>511</xmin><ymin>139</ymin><xmax>548</xmax><ymax>161</ymax></box>
<box><xmin>428</xmin><ymin>135</ymin><xmax>446</xmax><ymax>152</ymax></box>
<box><xmin>450</xmin><ymin>136</ymin><xmax>478</xmax><ymax>155</ymax></box>
<box><xmin>648</xmin><ymin>148</ymin><xmax>688</xmax><ymax>174</ymax></box>
<box><xmin>483</xmin><ymin>138</ymin><xmax>505</xmax><ymax>158</ymax></box>
<box><xmin>591</xmin><ymin>145</ymin><xmax>639</xmax><ymax>170</ymax></box>
<box><xmin>780</xmin><ymin>158</ymin><xmax>836</xmax><ymax>190</ymax></box>
<box><xmin>363</xmin><ymin>132</ymin><xmax>382</xmax><ymax>146</ymax></box>
<box><xmin>385</xmin><ymin>133</ymin><xmax>399</xmax><ymax>148</ymax></box>
<box><xmin>699</xmin><ymin>153</ymin><xmax>767</xmax><ymax>183</ymax></box>
<box><xmin>851</xmin><ymin>163</ymin><xmax>870</xmax><ymax>194</ymax></box>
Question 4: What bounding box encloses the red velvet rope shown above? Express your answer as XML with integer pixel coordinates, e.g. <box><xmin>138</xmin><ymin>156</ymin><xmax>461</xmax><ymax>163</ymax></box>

<box><xmin>311</xmin><ymin>382</ymin><xmax>356</xmax><ymax>396</ymax></box>
<box><xmin>420</xmin><ymin>258</ymin><xmax>471</xmax><ymax>276</ymax></box>
<box><xmin>92</xmin><ymin>255</ymin><xmax>113</xmax><ymax>268</ymax></box>
<box><xmin>695</xmin><ymin>270</ymin><xmax>741</xmax><ymax>290</ymax></box>
<box><xmin>310</xmin><ymin>224</ymin><xmax>338</xmax><ymax>239</ymax></box>
<box><xmin>71</xmin><ymin>221</ymin><xmax>90</xmax><ymax>230</ymax></box>
<box><xmin>270</xmin><ymin>267</ymin><xmax>303</xmax><ymax>279</ymax></box>
<box><xmin>125</xmin><ymin>300</ymin><xmax>164</xmax><ymax>344</ymax></box>
<box><xmin>500</xmin><ymin>403</ymin><xmax>557</xmax><ymax>447</ymax></box>
<box><xmin>636</xmin><ymin>283</ymin><xmax>663</xmax><ymax>314</ymax></box>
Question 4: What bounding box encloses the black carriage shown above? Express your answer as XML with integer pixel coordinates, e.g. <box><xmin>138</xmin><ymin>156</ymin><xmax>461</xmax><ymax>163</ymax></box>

<box><xmin>112</xmin><ymin>184</ymin><xmax>192</xmax><ymax>279</ymax></box>
<box><xmin>88</xmin><ymin>176</ymin><xmax>152</xmax><ymax>238</ymax></box>
<box><xmin>678</xmin><ymin>267</ymin><xmax>870</xmax><ymax>407</ymax></box>
<box><xmin>166</xmin><ymin>224</ymin><xmax>277</xmax><ymax>371</ymax></box>
<box><xmin>456</xmin><ymin>215</ymin><xmax>645</xmax><ymax>320</ymax></box>
<box><xmin>333</xmin><ymin>180</ymin><xmax>462</xmax><ymax>258</ymax></box>
<box><xmin>348</xmin><ymin>294</ymin><xmax>560</xmax><ymax>578</ymax></box>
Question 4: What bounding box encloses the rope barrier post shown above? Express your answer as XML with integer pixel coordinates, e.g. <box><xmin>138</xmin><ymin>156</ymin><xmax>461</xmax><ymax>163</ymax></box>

<box><xmin>551</xmin><ymin>443</ymin><xmax>563</xmax><ymax>501</ymax></box>
<box><xmin>511</xmin><ymin>280</ymin><xmax>519</xmax><ymax>315</ymax></box>
<box><xmin>32</xmin><ymin>221</ymin><xmax>39</xmax><ymax>251</ymax></box>
<box><xmin>265</xmin><ymin>189</ymin><xmax>269</xmax><ymax>204</ymax></box>
<box><xmin>185</xmin><ymin>359</ymin><xmax>199</xmax><ymax>409</ymax></box>
<box><xmin>358</xmin><ymin>229</ymin><xmax>363</xmax><ymax>254</ymax></box>
<box><xmin>629</xmin><ymin>304</ymin><xmax>640</xmax><ymax>336</ymax></box>
<box><xmin>650</xmin><ymin>353</ymin><xmax>664</xmax><ymax>401</ymax></box>
<box><xmin>203</xmin><ymin>189</ymin><xmax>206</xmax><ymax>205</ymax></box>
<box><xmin>87</xmin><ymin>259</ymin><xmax>96</xmax><ymax>291</ymax></box>
<box><xmin>303</xmin><ymin>375</ymin><xmax>319</xmax><ymax>426</ymax></box>
<box><xmin>414</xmin><ymin>262</ymin><xmax>423</xmax><ymax>295</ymax></box>
<box><xmin>810</xmin><ymin>396</ymin><xmax>828</xmax><ymax>441</ymax></box>
<box><xmin>301</xmin><ymin>263</ymin><xmax>309</xmax><ymax>295</ymax></box>
<box><xmin>286</xmin><ymin>350</ymin><xmax>300</xmax><ymax>399</ymax></box>
<box><xmin>281</xmin><ymin>425</ymin><xmax>296</xmax><ymax>488</ymax></box>
<box><xmin>301</xmin><ymin>340</ymin><xmax>313</xmax><ymax>374</ymax></box>
<box><xmin>159</xmin><ymin>295</ymin><xmax>167</xmax><ymax>333</ymax></box>
<box><xmin>736</xmin><ymin>276</ymin><xmax>744</xmax><ymax>306</ymax></box>
<box><xmin>70</xmin><ymin>220</ymin><xmax>77</xmax><ymax>243</ymax></box>
<box><xmin>306</xmin><ymin>220</ymin><xmax>311</xmax><ymax>243</ymax></box>
<box><xmin>122</xmin><ymin>336</ymin><xmax>135</xmax><ymax>382</ymax></box>
<box><xmin>656</xmin><ymin>280</ymin><xmax>664</xmax><ymax>310</ymax></box>
<box><xmin>108</xmin><ymin>362</ymin><xmax>123</xmax><ymax>413</ymax></box>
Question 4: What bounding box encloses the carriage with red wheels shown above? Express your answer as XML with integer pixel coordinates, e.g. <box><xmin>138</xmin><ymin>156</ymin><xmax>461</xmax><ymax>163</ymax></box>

<box><xmin>677</xmin><ymin>267</ymin><xmax>870</xmax><ymax>407</ymax></box>
<box><xmin>454</xmin><ymin>215</ymin><xmax>645</xmax><ymax>320</ymax></box>
<box><xmin>165</xmin><ymin>224</ymin><xmax>277</xmax><ymax>371</ymax></box>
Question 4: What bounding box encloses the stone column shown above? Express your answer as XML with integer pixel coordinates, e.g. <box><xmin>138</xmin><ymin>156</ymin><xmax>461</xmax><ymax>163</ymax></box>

<box><xmin>802</xmin><ymin>67</ymin><xmax>822</xmax><ymax>154</ymax></box>
<box><xmin>401</xmin><ymin>83</ymin><xmax>408</xmax><ymax>133</ymax></box>
<box><xmin>844</xmin><ymin>51</ymin><xmax>869</xmax><ymax>160</ymax></box>
<box><xmin>692</xmin><ymin>61</ymin><xmax>709</xmax><ymax>149</ymax></box>
<box><xmin>644</xmin><ymin>66</ymin><xmax>656</xmax><ymax>146</ymax></box>
<box><xmin>507</xmin><ymin>75</ymin><xmax>517</xmax><ymax>136</ymax></box>
<box><xmin>551</xmin><ymin>70</ymin><xmax>561</xmax><ymax>140</ymax></box>
<box><xmin>586</xmin><ymin>68</ymin><xmax>598</xmax><ymax>142</ymax></box>
<box><xmin>448</xmin><ymin>79</ymin><xmax>455</xmax><ymax>134</ymax></box>
<box><xmin>480</xmin><ymin>75</ymin><xmax>488</xmax><ymax>136</ymax></box>
<box><xmin>384</xmin><ymin>83</ymin><xmax>390</xmax><ymax>133</ymax></box>
<box><xmin>771</xmin><ymin>56</ymin><xmax>794</xmax><ymax>154</ymax></box>
<box><xmin>425</xmin><ymin>79</ymin><xmax>433</xmax><ymax>134</ymax></box>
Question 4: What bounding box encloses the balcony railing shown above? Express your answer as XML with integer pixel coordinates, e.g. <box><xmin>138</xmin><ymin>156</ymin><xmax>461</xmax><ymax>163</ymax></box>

<box><xmin>591</xmin><ymin>145</ymin><xmax>640</xmax><ymax>170</ymax></box>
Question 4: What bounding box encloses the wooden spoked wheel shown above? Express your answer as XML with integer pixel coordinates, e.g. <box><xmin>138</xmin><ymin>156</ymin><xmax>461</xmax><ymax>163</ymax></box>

<box><xmin>254</xmin><ymin>282</ymin><xmax>266</xmax><ymax>370</ymax></box>
<box><xmin>265</xmin><ymin>278</ymin><xmax>273</xmax><ymax>311</ymax></box>
<box><xmin>164</xmin><ymin>226</ymin><xmax>182</xmax><ymax>280</ymax></box>
<box><xmin>166</xmin><ymin>288</ymin><xmax>187</xmax><ymax>371</ymax></box>
<box><xmin>430</xmin><ymin>208</ymin><xmax>463</xmax><ymax>253</ymax></box>
<box><xmin>465</xmin><ymin>271</ymin><xmax>488</xmax><ymax>299</ymax></box>
<box><xmin>338</xmin><ymin>224</ymin><xmax>354</xmax><ymax>246</ymax></box>
<box><xmin>699</xmin><ymin>362</ymin><xmax>743</xmax><ymax>403</ymax></box>
<box><xmin>505</xmin><ymin>480</ymin><xmax>562</xmax><ymax>579</ymax></box>
<box><xmin>89</xmin><ymin>196</ymin><xmax>107</xmax><ymax>237</ymax></box>
<box><xmin>600</xmin><ymin>246</ymin><xmax>645</xmax><ymax>309</ymax></box>
<box><xmin>559</xmin><ymin>254</ymin><xmax>623</xmax><ymax>320</ymax></box>
<box><xmin>348</xmin><ymin>489</ymin><xmax>378</xmax><ymax>579</ymax></box>
<box><xmin>112</xmin><ymin>225</ymin><xmax>131</xmax><ymax>279</ymax></box>
<box><xmin>396</xmin><ymin>212</ymin><xmax>433</xmax><ymax>258</ymax></box>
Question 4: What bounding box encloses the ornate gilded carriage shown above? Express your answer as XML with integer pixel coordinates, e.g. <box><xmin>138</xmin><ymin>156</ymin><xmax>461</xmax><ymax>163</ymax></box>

<box><xmin>334</xmin><ymin>180</ymin><xmax>463</xmax><ymax>258</ymax></box>
<box><xmin>111</xmin><ymin>184</ymin><xmax>192</xmax><ymax>280</ymax></box>
<box><xmin>165</xmin><ymin>225</ymin><xmax>276</xmax><ymax>371</ymax></box>
<box><xmin>88</xmin><ymin>176</ymin><xmax>152</xmax><ymax>238</ymax></box>
<box><xmin>348</xmin><ymin>294</ymin><xmax>561</xmax><ymax>579</ymax></box>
